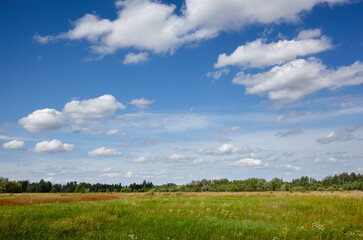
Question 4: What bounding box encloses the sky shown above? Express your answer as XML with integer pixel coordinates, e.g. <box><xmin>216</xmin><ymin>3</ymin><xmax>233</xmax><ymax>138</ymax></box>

<box><xmin>0</xmin><ymin>0</ymin><xmax>362</xmax><ymax>185</ymax></box>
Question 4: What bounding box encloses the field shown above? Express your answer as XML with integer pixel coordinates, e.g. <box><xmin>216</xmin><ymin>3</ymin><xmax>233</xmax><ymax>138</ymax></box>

<box><xmin>0</xmin><ymin>192</ymin><xmax>362</xmax><ymax>239</ymax></box>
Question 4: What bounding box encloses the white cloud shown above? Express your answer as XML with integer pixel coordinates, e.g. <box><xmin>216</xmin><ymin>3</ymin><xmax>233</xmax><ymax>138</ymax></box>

<box><xmin>221</xmin><ymin>126</ymin><xmax>240</xmax><ymax>133</ymax></box>
<box><xmin>281</xmin><ymin>164</ymin><xmax>302</xmax><ymax>170</ymax></box>
<box><xmin>132</xmin><ymin>155</ymin><xmax>158</xmax><ymax>163</ymax></box>
<box><xmin>87</xmin><ymin>147</ymin><xmax>122</xmax><ymax>157</ymax></box>
<box><xmin>317</xmin><ymin>125</ymin><xmax>363</xmax><ymax>144</ymax></box>
<box><xmin>18</xmin><ymin>108</ymin><xmax>67</xmax><ymax>133</ymax></box>
<box><xmin>198</xmin><ymin>143</ymin><xmax>240</xmax><ymax>155</ymax></box>
<box><xmin>296</xmin><ymin>28</ymin><xmax>322</xmax><ymax>40</ymax></box>
<box><xmin>123</xmin><ymin>52</ymin><xmax>149</xmax><ymax>64</ymax></box>
<box><xmin>2</xmin><ymin>140</ymin><xmax>25</xmax><ymax>150</ymax></box>
<box><xmin>101</xmin><ymin>172</ymin><xmax>121</xmax><ymax>177</ymax></box>
<box><xmin>232</xmin><ymin>58</ymin><xmax>363</xmax><ymax>107</ymax></box>
<box><xmin>206</xmin><ymin>68</ymin><xmax>230</xmax><ymax>80</ymax></box>
<box><xmin>73</xmin><ymin>128</ymin><xmax>103</xmax><ymax>135</ymax></box>
<box><xmin>129</xmin><ymin>98</ymin><xmax>155</xmax><ymax>109</ymax></box>
<box><xmin>316</xmin><ymin>127</ymin><xmax>359</xmax><ymax>144</ymax></box>
<box><xmin>33</xmin><ymin>34</ymin><xmax>56</xmax><ymax>44</ymax></box>
<box><xmin>215</xmin><ymin>29</ymin><xmax>332</xmax><ymax>68</ymax></box>
<box><xmin>168</xmin><ymin>153</ymin><xmax>190</xmax><ymax>162</ymax></box>
<box><xmin>106</xmin><ymin>129</ymin><xmax>128</xmax><ymax>136</ymax></box>
<box><xmin>0</xmin><ymin>135</ymin><xmax>15</xmax><ymax>140</ymax></box>
<box><xmin>230</xmin><ymin>158</ymin><xmax>262</xmax><ymax>167</ymax></box>
<box><xmin>63</xmin><ymin>94</ymin><xmax>125</xmax><ymax>124</ymax></box>
<box><xmin>103</xmin><ymin>168</ymin><xmax>112</xmax><ymax>172</ymax></box>
<box><xmin>35</xmin><ymin>0</ymin><xmax>347</xmax><ymax>55</ymax></box>
<box><xmin>169</xmin><ymin>153</ymin><xmax>186</xmax><ymax>160</ymax></box>
<box><xmin>33</xmin><ymin>139</ymin><xmax>75</xmax><ymax>153</ymax></box>
<box><xmin>125</xmin><ymin>170</ymin><xmax>134</xmax><ymax>177</ymax></box>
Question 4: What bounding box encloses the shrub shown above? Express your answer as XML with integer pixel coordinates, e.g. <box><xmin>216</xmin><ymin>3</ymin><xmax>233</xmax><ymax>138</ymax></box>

<box><xmin>145</xmin><ymin>189</ymin><xmax>155</xmax><ymax>195</ymax></box>
<box><xmin>121</xmin><ymin>187</ymin><xmax>132</xmax><ymax>193</ymax></box>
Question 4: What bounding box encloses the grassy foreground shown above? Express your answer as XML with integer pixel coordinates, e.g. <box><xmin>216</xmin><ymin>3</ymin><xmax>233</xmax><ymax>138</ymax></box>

<box><xmin>0</xmin><ymin>192</ymin><xmax>362</xmax><ymax>239</ymax></box>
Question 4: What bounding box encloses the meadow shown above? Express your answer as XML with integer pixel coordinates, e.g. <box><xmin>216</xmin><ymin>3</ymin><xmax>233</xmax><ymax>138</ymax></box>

<box><xmin>0</xmin><ymin>191</ymin><xmax>362</xmax><ymax>239</ymax></box>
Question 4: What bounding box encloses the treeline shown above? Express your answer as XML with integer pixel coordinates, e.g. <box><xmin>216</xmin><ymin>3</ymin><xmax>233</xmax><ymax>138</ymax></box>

<box><xmin>0</xmin><ymin>178</ymin><xmax>153</xmax><ymax>193</ymax></box>
<box><xmin>0</xmin><ymin>172</ymin><xmax>362</xmax><ymax>193</ymax></box>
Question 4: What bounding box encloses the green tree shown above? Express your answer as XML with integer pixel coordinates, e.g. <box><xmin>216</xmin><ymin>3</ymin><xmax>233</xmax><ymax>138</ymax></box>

<box><xmin>5</xmin><ymin>181</ymin><xmax>22</xmax><ymax>193</ymax></box>
<box><xmin>50</xmin><ymin>186</ymin><xmax>57</xmax><ymax>193</ymax></box>
<box><xmin>121</xmin><ymin>187</ymin><xmax>131</xmax><ymax>192</ymax></box>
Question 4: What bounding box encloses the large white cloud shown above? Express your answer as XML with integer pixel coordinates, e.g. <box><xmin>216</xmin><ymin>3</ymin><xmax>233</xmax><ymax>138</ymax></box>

<box><xmin>18</xmin><ymin>108</ymin><xmax>67</xmax><ymax>133</ymax></box>
<box><xmin>214</xmin><ymin>29</ymin><xmax>332</xmax><ymax>68</ymax></box>
<box><xmin>63</xmin><ymin>94</ymin><xmax>125</xmax><ymax>124</ymax></box>
<box><xmin>33</xmin><ymin>139</ymin><xmax>75</xmax><ymax>153</ymax></box>
<box><xmin>2</xmin><ymin>140</ymin><xmax>25</xmax><ymax>150</ymax></box>
<box><xmin>232</xmin><ymin>58</ymin><xmax>363</xmax><ymax>107</ymax></box>
<box><xmin>87</xmin><ymin>147</ymin><xmax>122</xmax><ymax>157</ymax></box>
<box><xmin>35</xmin><ymin>0</ymin><xmax>347</xmax><ymax>55</ymax></box>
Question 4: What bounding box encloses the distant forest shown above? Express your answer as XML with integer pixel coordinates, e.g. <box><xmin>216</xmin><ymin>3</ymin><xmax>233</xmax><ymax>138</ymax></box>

<box><xmin>0</xmin><ymin>172</ymin><xmax>362</xmax><ymax>193</ymax></box>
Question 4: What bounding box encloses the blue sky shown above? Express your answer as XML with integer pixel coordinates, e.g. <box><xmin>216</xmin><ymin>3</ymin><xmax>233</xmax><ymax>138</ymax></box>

<box><xmin>0</xmin><ymin>0</ymin><xmax>362</xmax><ymax>184</ymax></box>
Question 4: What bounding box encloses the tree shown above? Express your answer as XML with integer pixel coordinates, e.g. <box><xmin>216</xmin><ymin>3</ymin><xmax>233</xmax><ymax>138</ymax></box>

<box><xmin>50</xmin><ymin>186</ymin><xmax>58</xmax><ymax>193</ymax></box>
<box><xmin>5</xmin><ymin>181</ymin><xmax>22</xmax><ymax>193</ymax></box>
<box><xmin>121</xmin><ymin>187</ymin><xmax>131</xmax><ymax>192</ymax></box>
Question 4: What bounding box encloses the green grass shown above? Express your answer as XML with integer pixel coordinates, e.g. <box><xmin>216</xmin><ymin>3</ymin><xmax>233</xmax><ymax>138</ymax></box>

<box><xmin>0</xmin><ymin>192</ymin><xmax>362</xmax><ymax>239</ymax></box>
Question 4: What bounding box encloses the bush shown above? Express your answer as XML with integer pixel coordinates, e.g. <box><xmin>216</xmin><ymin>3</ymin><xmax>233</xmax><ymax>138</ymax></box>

<box><xmin>145</xmin><ymin>189</ymin><xmax>155</xmax><ymax>195</ymax></box>
<box><xmin>121</xmin><ymin>187</ymin><xmax>132</xmax><ymax>193</ymax></box>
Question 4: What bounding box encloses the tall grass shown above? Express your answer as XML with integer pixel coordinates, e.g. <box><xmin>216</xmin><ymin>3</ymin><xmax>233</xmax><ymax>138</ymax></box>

<box><xmin>0</xmin><ymin>192</ymin><xmax>362</xmax><ymax>239</ymax></box>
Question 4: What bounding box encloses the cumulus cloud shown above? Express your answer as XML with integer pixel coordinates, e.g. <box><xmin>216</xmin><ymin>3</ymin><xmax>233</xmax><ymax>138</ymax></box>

<box><xmin>18</xmin><ymin>109</ymin><xmax>67</xmax><ymax>133</ymax></box>
<box><xmin>35</xmin><ymin>0</ymin><xmax>347</xmax><ymax>55</ymax></box>
<box><xmin>106</xmin><ymin>129</ymin><xmax>128</xmax><ymax>136</ymax></box>
<box><xmin>230</xmin><ymin>158</ymin><xmax>262</xmax><ymax>167</ymax></box>
<box><xmin>18</xmin><ymin>95</ymin><xmax>125</xmax><ymax>132</ymax></box>
<box><xmin>221</xmin><ymin>126</ymin><xmax>240</xmax><ymax>133</ymax></box>
<box><xmin>2</xmin><ymin>140</ymin><xmax>25</xmax><ymax>150</ymax></box>
<box><xmin>33</xmin><ymin>139</ymin><xmax>75</xmax><ymax>153</ymax></box>
<box><xmin>63</xmin><ymin>94</ymin><xmax>125</xmax><ymax>124</ymax></box>
<box><xmin>169</xmin><ymin>153</ymin><xmax>187</xmax><ymax>160</ymax></box>
<box><xmin>87</xmin><ymin>147</ymin><xmax>122</xmax><ymax>157</ymax></box>
<box><xmin>232</xmin><ymin>58</ymin><xmax>363</xmax><ymax>107</ymax></box>
<box><xmin>123</xmin><ymin>52</ymin><xmax>149</xmax><ymax>64</ymax></box>
<box><xmin>129</xmin><ymin>98</ymin><xmax>155</xmax><ymax>109</ymax></box>
<box><xmin>132</xmin><ymin>156</ymin><xmax>158</xmax><ymax>163</ymax></box>
<box><xmin>198</xmin><ymin>143</ymin><xmax>241</xmax><ymax>155</ymax></box>
<box><xmin>215</xmin><ymin>29</ymin><xmax>332</xmax><ymax>68</ymax></box>
<box><xmin>168</xmin><ymin>153</ymin><xmax>191</xmax><ymax>163</ymax></box>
